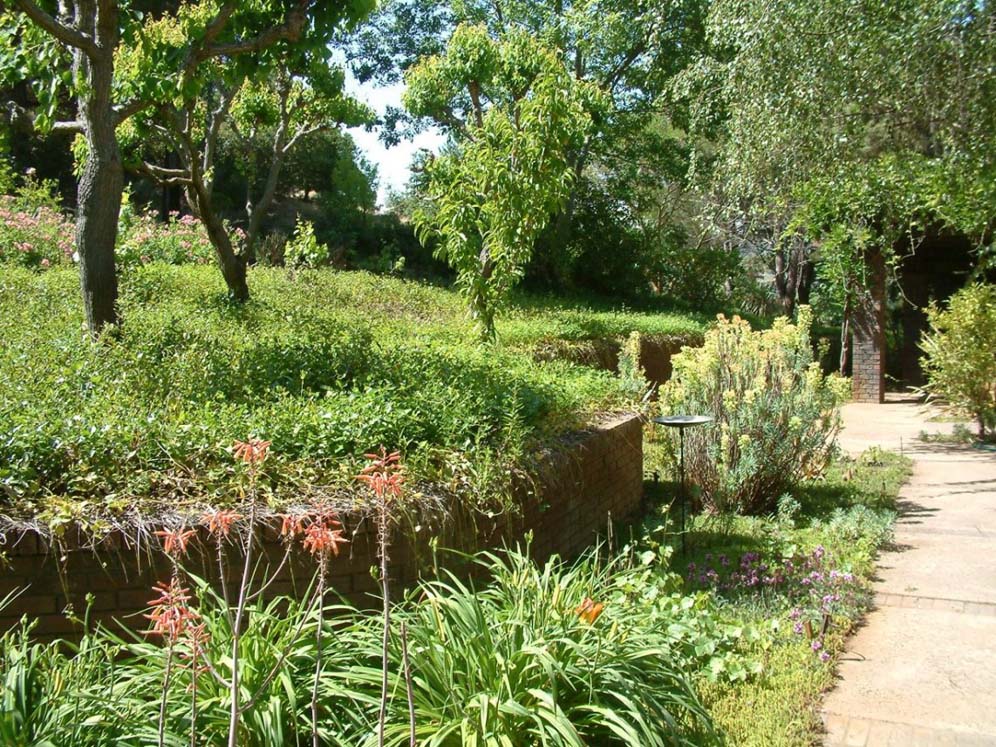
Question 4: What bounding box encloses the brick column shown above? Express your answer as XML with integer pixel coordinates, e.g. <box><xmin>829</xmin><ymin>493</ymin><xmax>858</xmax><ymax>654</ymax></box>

<box><xmin>851</xmin><ymin>248</ymin><xmax>886</xmax><ymax>403</ymax></box>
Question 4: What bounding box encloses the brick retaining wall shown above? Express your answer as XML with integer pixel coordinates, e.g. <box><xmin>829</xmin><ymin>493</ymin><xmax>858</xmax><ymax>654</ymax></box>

<box><xmin>0</xmin><ymin>413</ymin><xmax>643</xmax><ymax>640</ymax></box>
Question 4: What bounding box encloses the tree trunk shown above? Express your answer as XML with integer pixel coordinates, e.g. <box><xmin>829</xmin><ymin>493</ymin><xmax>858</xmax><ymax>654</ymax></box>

<box><xmin>797</xmin><ymin>256</ymin><xmax>815</xmax><ymax>305</ymax></box>
<box><xmin>244</xmin><ymin>140</ymin><xmax>288</xmax><ymax>260</ymax></box>
<box><xmin>74</xmin><ymin>2</ymin><xmax>123</xmax><ymax>337</ymax></box>
<box><xmin>773</xmin><ymin>244</ymin><xmax>796</xmax><ymax>315</ymax></box>
<box><xmin>188</xmin><ymin>181</ymin><xmax>249</xmax><ymax>301</ymax></box>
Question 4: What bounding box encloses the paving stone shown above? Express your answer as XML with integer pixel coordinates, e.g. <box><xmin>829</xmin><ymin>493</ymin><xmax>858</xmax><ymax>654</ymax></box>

<box><xmin>845</xmin><ymin>719</ymin><xmax>871</xmax><ymax>747</ymax></box>
<box><xmin>822</xmin><ymin>398</ymin><xmax>996</xmax><ymax>747</ymax></box>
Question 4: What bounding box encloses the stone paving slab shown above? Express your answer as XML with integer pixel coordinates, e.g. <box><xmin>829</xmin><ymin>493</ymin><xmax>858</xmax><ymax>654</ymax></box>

<box><xmin>823</xmin><ymin>712</ymin><xmax>996</xmax><ymax>747</ymax></box>
<box><xmin>874</xmin><ymin>592</ymin><xmax>996</xmax><ymax>616</ymax></box>
<box><xmin>822</xmin><ymin>397</ymin><xmax>996</xmax><ymax>747</ymax></box>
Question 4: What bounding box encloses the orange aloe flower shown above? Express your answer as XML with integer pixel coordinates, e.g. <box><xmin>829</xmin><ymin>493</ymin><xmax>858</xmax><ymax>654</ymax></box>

<box><xmin>233</xmin><ymin>438</ymin><xmax>271</xmax><ymax>465</ymax></box>
<box><xmin>155</xmin><ymin>527</ymin><xmax>196</xmax><ymax>558</ymax></box>
<box><xmin>302</xmin><ymin>520</ymin><xmax>349</xmax><ymax>559</ymax></box>
<box><xmin>145</xmin><ymin>578</ymin><xmax>198</xmax><ymax>643</ymax></box>
<box><xmin>357</xmin><ymin>448</ymin><xmax>404</xmax><ymax>499</ymax></box>
<box><xmin>201</xmin><ymin>508</ymin><xmax>241</xmax><ymax>539</ymax></box>
<box><xmin>280</xmin><ymin>512</ymin><xmax>307</xmax><ymax>540</ymax></box>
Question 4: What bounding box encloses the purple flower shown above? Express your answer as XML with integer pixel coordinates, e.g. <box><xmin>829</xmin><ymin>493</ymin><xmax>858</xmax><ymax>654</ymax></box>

<box><xmin>819</xmin><ymin>651</ymin><xmax>830</xmax><ymax>663</ymax></box>
<box><xmin>811</xmin><ymin>639</ymin><xmax>822</xmax><ymax>651</ymax></box>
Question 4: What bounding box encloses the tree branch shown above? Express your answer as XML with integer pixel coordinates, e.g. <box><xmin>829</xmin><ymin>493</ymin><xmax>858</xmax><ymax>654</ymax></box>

<box><xmin>134</xmin><ymin>160</ymin><xmax>192</xmax><ymax>187</ymax></box>
<box><xmin>196</xmin><ymin>0</ymin><xmax>311</xmax><ymax>63</ymax></box>
<box><xmin>283</xmin><ymin>123</ymin><xmax>327</xmax><ymax>154</ymax></box>
<box><xmin>601</xmin><ymin>39</ymin><xmax>648</xmax><ymax>92</ymax></box>
<box><xmin>113</xmin><ymin>98</ymin><xmax>153</xmax><ymax>126</ymax></box>
<box><xmin>10</xmin><ymin>0</ymin><xmax>100</xmax><ymax>58</ymax></box>
<box><xmin>2</xmin><ymin>100</ymin><xmax>84</xmax><ymax>133</ymax></box>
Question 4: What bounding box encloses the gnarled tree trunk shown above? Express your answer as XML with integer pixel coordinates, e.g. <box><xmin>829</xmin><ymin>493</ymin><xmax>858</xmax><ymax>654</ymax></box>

<box><xmin>71</xmin><ymin>0</ymin><xmax>123</xmax><ymax>336</ymax></box>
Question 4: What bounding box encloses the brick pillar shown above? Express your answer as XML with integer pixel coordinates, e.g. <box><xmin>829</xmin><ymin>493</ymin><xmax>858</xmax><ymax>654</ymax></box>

<box><xmin>851</xmin><ymin>248</ymin><xmax>886</xmax><ymax>403</ymax></box>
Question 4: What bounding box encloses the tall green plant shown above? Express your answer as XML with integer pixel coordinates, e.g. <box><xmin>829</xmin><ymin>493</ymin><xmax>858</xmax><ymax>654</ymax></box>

<box><xmin>920</xmin><ymin>283</ymin><xmax>996</xmax><ymax>439</ymax></box>
<box><xmin>407</xmin><ymin>24</ymin><xmax>603</xmax><ymax>340</ymax></box>
<box><xmin>659</xmin><ymin>308</ymin><xmax>848</xmax><ymax>514</ymax></box>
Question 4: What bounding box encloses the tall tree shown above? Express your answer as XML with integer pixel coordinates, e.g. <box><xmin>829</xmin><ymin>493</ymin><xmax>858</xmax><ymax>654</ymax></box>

<box><xmin>354</xmin><ymin>0</ymin><xmax>708</xmax><ymax>267</ymax></box>
<box><xmin>407</xmin><ymin>24</ymin><xmax>601</xmax><ymax>339</ymax></box>
<box><xmin>123</xmin><ymin>17</ymin><xmax>372</xmax><ymax>298</ymax></box>
<box><xmin>1</xmin><ymin>1</ymin><xmax>131</xmax><ymax>335</ymax></box>
<box><xmin>681</xmin><ymin>0</ymin><xmax>996</xmax><ymax>312</ymax></box>
<box><xmin>0</xmin><ymin>0</ymin><xmax>369</xmax><ymax>334</ymax></box>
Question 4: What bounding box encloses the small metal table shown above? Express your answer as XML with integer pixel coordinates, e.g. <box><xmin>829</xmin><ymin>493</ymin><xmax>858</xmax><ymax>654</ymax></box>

<box><xmin>653</xmin><ymin>415</ymin><xmax>713</xmax><ymax>553</ymax></box>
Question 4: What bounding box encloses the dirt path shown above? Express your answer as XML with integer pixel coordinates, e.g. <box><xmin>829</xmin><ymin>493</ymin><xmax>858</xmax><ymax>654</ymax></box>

<box><xmin>821</xmin><ymin>395</ymin><xmax>996</xmax><ymax>747</ymax></box>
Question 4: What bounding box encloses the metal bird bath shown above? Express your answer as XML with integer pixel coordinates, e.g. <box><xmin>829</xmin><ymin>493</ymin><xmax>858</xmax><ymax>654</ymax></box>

<box><xmin>653</xmin><ymin>415</ymin><xmax>713</xmax><ymax>554</ymax></box>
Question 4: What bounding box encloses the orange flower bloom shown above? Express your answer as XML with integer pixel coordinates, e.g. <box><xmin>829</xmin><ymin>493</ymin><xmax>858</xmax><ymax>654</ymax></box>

<box><xmin>574</xmin><ymin>597</ymin><xmax>605</xmax><ymax>624</ymax></box>
<box><xmin>202</xmin><ymin>508</ymin><xmax>241</xmax><ymax>539</ymax></box>
<box><xmin>302</xmin><ymin>521</ymin><xmax>348</xmax><ymax>559</ymax></box>
<box><xmin>280</xmin><ymin>513</ymin><xmax>307</xmax><ymax>540</ymax></box>
<box><xmin>358</xmin><ymin>448</ymin><xmax>404</xmax><ymax>499</ymax></box>
<box><xmin>233</xmin><ymin>438</ymin><xmax>271</xmax><ymax>465</ymax></box>
<box><xmin>145</xmin><ymin>578</ymin><xmax>198</xmax><ymax>643</ymax></box>
<box><xmin>155</xmin><ymin>527</ymin><xmax>196</xmax><ymax>558</ymax></box>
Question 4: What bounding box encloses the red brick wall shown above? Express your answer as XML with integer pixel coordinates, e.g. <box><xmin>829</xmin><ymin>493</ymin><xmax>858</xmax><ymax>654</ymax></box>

<box><xmin>851</xmin><ymin>249</ymin><xmax>886</xmax><ymax>403</ymax></box>
<box><xmin>0</xmin><ymin>414</ymin><xmax>643</xmax><ymax>639</ymax></box>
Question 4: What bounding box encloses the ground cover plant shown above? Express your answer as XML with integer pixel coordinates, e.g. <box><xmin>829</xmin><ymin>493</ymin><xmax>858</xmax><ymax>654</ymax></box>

<box><xmin>645</xmin><ymin>446</ymin><xmax>912</xmax><ymax>746</ymax></box>
<box><xmin>0</xmin><ymin>261</ymin><xmax>704</xmax><ymax>530</ymax></box>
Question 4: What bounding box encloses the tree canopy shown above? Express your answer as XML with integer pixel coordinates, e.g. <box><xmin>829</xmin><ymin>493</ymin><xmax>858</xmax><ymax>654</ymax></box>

<box><xmin>407</xmin><ymin>23</ymin><xmax>603</xmax><ymax>339</ymax></box>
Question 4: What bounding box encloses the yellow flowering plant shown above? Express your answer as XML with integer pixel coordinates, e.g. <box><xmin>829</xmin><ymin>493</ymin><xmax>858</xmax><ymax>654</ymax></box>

<box><xmin>658</xmin><ymin>307</ymin><xmax>848</xmax><ymax>514</ymax></box>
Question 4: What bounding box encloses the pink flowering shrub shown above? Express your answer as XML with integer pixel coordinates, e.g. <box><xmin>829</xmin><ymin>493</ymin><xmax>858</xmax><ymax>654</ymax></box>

<box><xmin>0</xmin><ymin>193</ymin><xmax>218</xmax><ymax>269</ymax></box>
<box><xmin>0</xmin><ymin>196</ymin><xmax>75</xmax><ymax>268</ymax></box>
<box><xmin>117</xmin><ymin>211</ymin><xmax>216</xmax><ymax>266</ymax></box>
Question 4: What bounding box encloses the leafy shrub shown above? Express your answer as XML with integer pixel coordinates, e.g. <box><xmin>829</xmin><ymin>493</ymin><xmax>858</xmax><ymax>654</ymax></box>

<box><xmin>117</xmin><ymin>209</ymin><xmax>216</xmax><ymax>266</ymax></box>
<box><xmin>919</xmin><ymin>283</ymin><xmax>996</xmax><ymax>439</ymax></box>
<box><xmin>284</xmin><ymin>218</ymin><xmax>330</xmax><ymax>268</ymax></box>
<box><xmin>0</xmin><ymin>176</ymin><xmax>74</xmax><ymax>268</ymax></box>
<box><xmin>648</xmin><ymin>241</ymin><xmax>742</xmax><ymax>311</ymax></box>
<box><xmin>657</xmin><ymin>308</ymin><xmax>848</xmax><ymax>514</ymax></box>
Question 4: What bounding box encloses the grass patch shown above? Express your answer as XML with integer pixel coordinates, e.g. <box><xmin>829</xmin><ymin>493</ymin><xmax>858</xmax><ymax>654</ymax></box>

<box><xmin>0</xmin><ymin>264</ymin><xmax>704</xmax><ymax>530</ymax></box>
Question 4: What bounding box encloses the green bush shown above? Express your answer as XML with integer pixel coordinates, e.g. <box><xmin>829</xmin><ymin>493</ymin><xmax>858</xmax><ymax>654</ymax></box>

<box><xmin>920</xmin><ymin>283</ymin><xmax>996</xmax><ymax>439</ymax></box>
<box><xmin>284</xmin><ymin>218</ymin><xmax>330</xmax><ymax>268</ymax></box>
<box><xmin>657</xmin><ymin>308</ymin><xmax>848</xmax><ymax>514</ymax></box>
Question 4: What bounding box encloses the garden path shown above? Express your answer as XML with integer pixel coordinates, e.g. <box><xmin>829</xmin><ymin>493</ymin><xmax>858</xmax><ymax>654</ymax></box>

<box><xmin>822</xmin><ymin>394</ymin><xmax>996</xmax><ymax>747</ymax></box>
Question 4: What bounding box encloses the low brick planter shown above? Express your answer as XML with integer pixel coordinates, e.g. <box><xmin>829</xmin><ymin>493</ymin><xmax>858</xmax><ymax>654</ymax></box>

<box><xmin>0</xmin><ymin>413</ymin><xmax>643</xmax><ymax>640</ymax></box>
